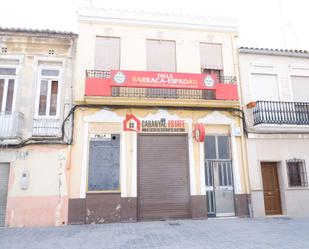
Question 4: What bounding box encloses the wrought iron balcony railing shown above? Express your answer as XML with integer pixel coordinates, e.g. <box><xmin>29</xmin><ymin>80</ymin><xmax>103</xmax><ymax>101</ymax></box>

<box><xmin>85</xmin><ymin>70</ymin><xmax>237</xmax><ymax>84</ymax></box>
<box><xmin>86</xmin><ymin>70</ymin><xmax>111</xmax><ymax>79</ymax></box>
<box><xmin>85</xmin><ymin>70</ymin><xmax>239</xmax><ymax>101</ymax></box>
<box><xmin>253</xmin><ymin>100</ymin><xmax>309</xmax><ymax>126</ymax></box>
<box><xmin>0</xmin><ymin>111</ymin><xmax>24</xmax><ymax>139</ymax></box>
<box><xmin>218</xmin><ymin>76</ymin><xmax>237</xmax><ymax>85</ymax></box>
<box><xmin>32</xmin><ymin>119</ymin><xmax>61</xmax><ymax>137</ymax></box>
<box><xmin>111</xmin><ymin>87</ymin><xmax>216</xmax><ymax>100</ymax></box>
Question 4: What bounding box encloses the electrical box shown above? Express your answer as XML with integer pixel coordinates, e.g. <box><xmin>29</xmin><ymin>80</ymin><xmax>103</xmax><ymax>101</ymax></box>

<box><xmin>20</xmin><ymin>170</ymin><xmax>29</xmax><ymax>190</ymax></box>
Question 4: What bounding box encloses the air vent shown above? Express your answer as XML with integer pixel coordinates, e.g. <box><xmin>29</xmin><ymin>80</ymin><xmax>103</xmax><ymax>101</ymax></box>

<box><xmin>1</xmin><ymin>47</ymin><xmax>7</xmax><ymax>53</ymax></box>
<box><xmin>48</xmin><ymin>49</ymin><xmax>55</xmax><ymax>55</ymax></box>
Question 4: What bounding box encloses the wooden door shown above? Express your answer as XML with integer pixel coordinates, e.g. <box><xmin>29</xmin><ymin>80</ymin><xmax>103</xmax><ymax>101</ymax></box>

<box><xmin>261</xmin><ymin>162</ymin><xmax>282</xmax><ymax>215</ymax></box>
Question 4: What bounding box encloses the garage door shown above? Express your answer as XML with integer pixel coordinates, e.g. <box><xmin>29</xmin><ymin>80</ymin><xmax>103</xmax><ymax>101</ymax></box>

<box><xmin>0</xmin><ymin>163</ymin><xmax>9</xmax><ymax>226</ymax></box>
<box><xmin>137</xmin><ymin>134</ymin><xmax>190</xmax><ymax>220</ymax></box>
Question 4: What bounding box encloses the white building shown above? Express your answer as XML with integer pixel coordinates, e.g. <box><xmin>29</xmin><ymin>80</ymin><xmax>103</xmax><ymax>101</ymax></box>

<box><xmin>239</xmin><ymin>47</ymin><xmax>309</xmax><ymax>217</ymax></box>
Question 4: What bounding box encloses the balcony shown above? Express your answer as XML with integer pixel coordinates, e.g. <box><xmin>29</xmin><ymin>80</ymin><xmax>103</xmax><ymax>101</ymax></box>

<box><xmin>252</xmin><ymin>101</ymin><xmax>309</xmax><ymax>126</ymax></box>
<box><xmin>0</xmin><ymin>111</ymin><xmax>24</xmax><ymax>139</ymax></box>
<box><xmin>32</xmin><ymin>119</ymin><xmax>61</xmax><ymax>137</ymax></box>
<box><xmin>84</xmin><ymin>70</ymin><xmax>239</xmax><ymax>106</ymax></box>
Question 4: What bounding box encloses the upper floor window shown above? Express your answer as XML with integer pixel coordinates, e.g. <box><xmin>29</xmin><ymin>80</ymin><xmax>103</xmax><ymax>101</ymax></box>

<box><xmin>0</xmin><ymin>67</ymin><xmax>17</xmax><ymax>112</ymax></box>
<box><xmin>200</xmin><ymin>43</ymin><xmax>223</xmax><ymax>79</ymax></box>
<box><xmin>146</xmin><ymin>39</ymin><xmax>176</xmax><ymax>72</ymax></box>
<box><xmin>290</xmin><ymin>76</ymin><xmax>309</xmax><ymax>102</ymax></box>
<box><xmin>36</xmin><ymin>68</ymin><xmax>60</xmax><ymax>118</ymax></box>
<box><xmin>250</xmin><ymin>73</ymin><xmax>279</xmax><ymax>101</ymax></box>
<box><xmin>94</xmin><ymin>36</ymin><xmax>120</xmax><ymax>71</ymax></box>
<box><xmin>286</xmin><ymin>159</ymin><xmax>308</xmax><ymax>187</ymax></box>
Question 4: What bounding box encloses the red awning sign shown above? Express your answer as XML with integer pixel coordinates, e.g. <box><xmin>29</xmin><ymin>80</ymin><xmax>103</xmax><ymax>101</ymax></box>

<box><xmin>111</xmin><ymin>70</ymin><xmax>216</xmax><ymax>89</ymax></box>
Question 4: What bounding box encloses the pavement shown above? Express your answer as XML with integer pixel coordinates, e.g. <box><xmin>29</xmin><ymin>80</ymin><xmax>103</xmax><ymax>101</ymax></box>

<box><xmin>1</xmin><ymin>217</ymin><xmax>309</xmax><ymax>249</ymax></box>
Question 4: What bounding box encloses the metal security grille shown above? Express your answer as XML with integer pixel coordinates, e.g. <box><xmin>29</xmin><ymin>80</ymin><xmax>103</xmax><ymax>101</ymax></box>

<box><xmin>111</xmin><ymin>87</ymin><xmax>215</xmax><ymax>100</ymax></box>
<box><xmin>286</xmin><ymin>159</ymin><xmax>308</xmax><ymax>187</ymax></box>
<box><xmin>205</xmin><ymin>160</ymin><xmax>234</xmax><ymax>216</ymax></box>
<box><xmin>137</xmin><ymin>134</ymin><xmax>190</xmax><ymax>220</ymax></box>
<box><xmin>0</xmin><ymin>163</ymin><xmax>9</xmax><ymax>226</ymax></box>
<box><xmin>204</xmin><ymin>135</ymin><xmax>235</xmax><ymax>217</ymax></box>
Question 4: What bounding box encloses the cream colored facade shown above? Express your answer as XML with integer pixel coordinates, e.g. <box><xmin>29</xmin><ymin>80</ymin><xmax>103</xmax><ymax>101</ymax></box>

<box><xmin>239</xmin><ymin>48</ymin><xmax>309</xmax><ymax>217</ymax></box>
<box><xmin>74</xmin><ymin>9</ymin><xmax>239</xmax><ymax>102</ymax></box>
<box><xmin>68</xmin><ymin>9</ymin><xmax>250</xmax><ymax>224</ymax></box>
<box><xmin>0</xmin><ymin>29</ymin><xmax>77</xmax><ymax>227</ymax></box>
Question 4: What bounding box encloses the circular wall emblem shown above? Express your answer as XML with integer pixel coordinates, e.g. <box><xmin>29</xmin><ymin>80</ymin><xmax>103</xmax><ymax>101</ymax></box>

<box><xmin>204</xmin><ymin>75</ymin><xmax>215</xmax><ymax>87</ymax></box>
<box><xmin>113</xmin><ymin>71</ymin><xmax>126</xmax><ymax>84</ymax></box>
<box><xmin>193</xmin><ymin>123</ymin><xmax>205</xmax><ymax>142</ymax></box>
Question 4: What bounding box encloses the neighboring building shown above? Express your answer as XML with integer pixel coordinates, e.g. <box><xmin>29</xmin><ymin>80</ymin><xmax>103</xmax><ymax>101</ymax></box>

<box><xmin>239</xmin><ymin>47</ymin><xmax>309</xmax><ymax>217</ymax></box>
<box><xmin>0</xmin><ymin>28</ymin><xmax>77</xmax><ymax>227</ymax></box>
<box><xmin>68</xmin><ymin>8</ymin><xmax>250</xmax><ymax>224</ymax></box>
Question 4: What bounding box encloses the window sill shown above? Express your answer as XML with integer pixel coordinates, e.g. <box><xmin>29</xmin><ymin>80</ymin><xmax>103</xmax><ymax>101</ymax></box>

<box><xmin>86</xmin><ymin>190</ymin><xmax>121</xmax><ymax>194</ymax></box>
<box><xmin>285</xmin><ymin>187</ymin><xmax>309</xmax><ymax>191</ymax></box>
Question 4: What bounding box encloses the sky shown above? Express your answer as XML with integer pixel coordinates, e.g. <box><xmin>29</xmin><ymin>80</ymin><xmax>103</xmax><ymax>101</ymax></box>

<box><xmin>1</xmin><ymin>0</ymin><xmax>309</xmax><ymax>49</ymax></box>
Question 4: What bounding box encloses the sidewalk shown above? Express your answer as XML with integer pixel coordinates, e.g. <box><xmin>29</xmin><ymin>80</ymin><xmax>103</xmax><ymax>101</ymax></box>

<box><xmin>1</xmin><ymin>217</ymin><xmax>309</xmax><ymax>249</ymax></box>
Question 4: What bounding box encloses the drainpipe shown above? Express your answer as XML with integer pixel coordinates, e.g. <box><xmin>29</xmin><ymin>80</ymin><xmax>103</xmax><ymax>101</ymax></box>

<box><xmin>231</xmin><ymin>33</ymin><xmax>253</xmax><ymax>217</ymax></box>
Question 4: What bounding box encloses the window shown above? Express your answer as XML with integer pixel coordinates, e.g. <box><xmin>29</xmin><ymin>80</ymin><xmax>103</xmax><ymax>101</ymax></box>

<box><xmin>286</xmin><ymin>159</ymin><xmax>308</xmax><ymax>187</ymax></box>
<box><xmin>250</xmin><ymin>73</ymin><xmax>279</xmax><ymax>101</ymax></box>
<box><xmin>146</xmin><ymin>39</ymin><xmax>176</xmax><ymax>72</ymax></box>
<box><xmin>205</xmin><ymin>135</ymin><xmax>231</xmax><ymax>160</ymax></box>
<box><xmin>0</xmin><ymin>67</ymin><xmax>17</xmax><ymax>112</ymax></box>
<box><xmin>200</xmin><ymin>43</ymin><xmax>223</xmax><ymax>80</ymax></box>
<box><xmin>88</xmin><ymin>134</ymin><xmax>120</xmax><ymax>191</ymax></box>
<box><xmin>36</xmin><ymin>68</ymin><xmax>60</xmax><ymax>117</ymax></box>
<box><xmin>290</xmin><ymin>76</ymin><xmax>309</xmax><ymax>102</ymax></box>
<box><xmin>94</xmin><ymin>37</ymin><xmax>120</xmax><ymax>70</ymax></box>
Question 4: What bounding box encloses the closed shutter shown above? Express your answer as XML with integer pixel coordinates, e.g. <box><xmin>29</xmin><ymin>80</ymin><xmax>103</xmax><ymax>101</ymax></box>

<box><xmin>291</xmin><ymin>76</ymin><xmax>309</xmax><ymax>102</ymax></box>
<box><xmin>0</xmin><ymin>163</ymin><xmax>9</xmax><ymax>226</ymax></box>
<box><xmin>200</xmin><ymin>43</ymin><xmax>223</xmax><ymax>70</ymax></box>
<box><xmin>88</xmin><ymin>135</ymin><xmax>120</xmax><ymax>191</ymax></box>
<box><xmin>137</xmin><ymin>134</ymin><xmax>190</xmax><ymax>220</ymax></box>
<box><xmin>94</xmin><ymin>37</ymin><xmax>120</xmax><ymax>70</ymax></box>
<box><xmin>251</xmin><ymin>73</ymin><xmax>279</xmax><ymax>101</ymax></box>
<box><xmin>146</xmin><ymin>40</ymin><xmax>176</xmax><ymax>72</ymax></box>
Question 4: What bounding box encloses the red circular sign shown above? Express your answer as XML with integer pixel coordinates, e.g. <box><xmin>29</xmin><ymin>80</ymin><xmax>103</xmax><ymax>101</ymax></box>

<box><xmin>193</xmin><ymin>123</ymin><xmax>205</xmax><ymax>142</ymax></box>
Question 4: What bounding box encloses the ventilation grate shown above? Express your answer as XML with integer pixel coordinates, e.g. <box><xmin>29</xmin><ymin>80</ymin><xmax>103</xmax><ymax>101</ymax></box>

<box><xmin>48</xmin><ymin>49</ymin><xmax>55</xmax><ymax>55</ymax></box>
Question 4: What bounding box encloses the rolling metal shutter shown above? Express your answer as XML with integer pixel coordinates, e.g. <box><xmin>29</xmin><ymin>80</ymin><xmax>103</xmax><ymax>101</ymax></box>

<box><xmin>137</xmin><ymin>134</ymin><xmax>190</xmax><ymax>220</ymax></box>
<box><xmin>0</xmin><ymin>163</ymin><xmax>9</xmax><ymax>226</ymax></box>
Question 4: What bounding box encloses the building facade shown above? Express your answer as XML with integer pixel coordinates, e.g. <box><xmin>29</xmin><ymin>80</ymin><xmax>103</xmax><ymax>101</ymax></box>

<box><xmin>239</xmin><ymin>47</ymin><xmax>309</xmax><ymax>217</ymax></box>
<box><xmin>0</xmin><ymin>28</ymin><xmax>77</xmax><ymax>227</ymax></box>
<box><xmin>68</xmin><ymin>9</ymin><xmax>250</xmax><ymax>224</ymax></box>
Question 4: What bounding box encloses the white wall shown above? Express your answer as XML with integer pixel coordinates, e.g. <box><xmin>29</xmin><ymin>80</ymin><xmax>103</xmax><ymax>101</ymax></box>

<box><xmin>247</xmin><ymin>137</ymin><xmax>309</xmax><ymax>217</ymax></box>
<box><xmin>239</xmin><ymin>53</ymin><xmax>309</xmax><ymax>104</ymax></box>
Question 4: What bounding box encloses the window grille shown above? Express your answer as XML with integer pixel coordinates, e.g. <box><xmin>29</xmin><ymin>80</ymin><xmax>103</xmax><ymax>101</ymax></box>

<box><xmin>286</xmin><ymin>159</ymin><xmax>308</xmax><ymax>187</ymax></box>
